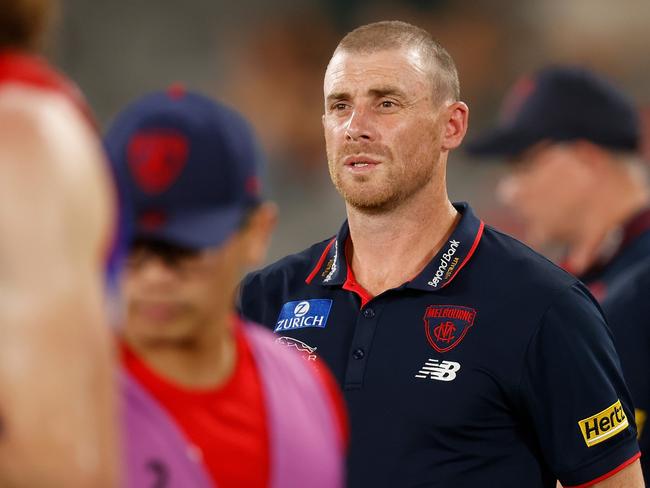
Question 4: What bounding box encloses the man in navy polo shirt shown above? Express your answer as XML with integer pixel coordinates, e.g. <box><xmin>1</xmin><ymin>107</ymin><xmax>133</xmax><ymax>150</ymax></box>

<box><xmin>466</xmin><ymin>66</ymin><xmax>650</xmax><ymax>302</ymax></box>
<box><xmin>239</xmin><ymin>21</ymin><xmax>643</xmax><ymax>487</ymax></box>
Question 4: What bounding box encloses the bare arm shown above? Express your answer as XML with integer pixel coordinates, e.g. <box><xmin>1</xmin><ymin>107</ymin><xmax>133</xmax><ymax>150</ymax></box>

<box><xmin>557</xmin><ymin>460</ymin><xmax>645</xmax><ymax>488</ymax></box>
<box><xmin>0</xmin><ymin>86</ymin><xmax>118</xmax><ymax>486</ymax></box>
<box><xmin>591</xmin><ymin>460</ymin><xmax>644</xmax><ymax>487</ymax></box>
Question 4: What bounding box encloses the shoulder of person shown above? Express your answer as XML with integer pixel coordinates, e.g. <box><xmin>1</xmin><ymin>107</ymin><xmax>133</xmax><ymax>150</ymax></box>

<box><xmin>241</xmin><ymin>236</ymin><xmax>337</xmax><ymax>290</ymax></box>
<box><xmin>480</xmin><ymin>223</ymin><xmax>579</xmax><ymax>291</ymax></box>
<box><xmin>603</xmin><ymin>257</ymin><xmax>650</xmax><ymax>312</ymax></box>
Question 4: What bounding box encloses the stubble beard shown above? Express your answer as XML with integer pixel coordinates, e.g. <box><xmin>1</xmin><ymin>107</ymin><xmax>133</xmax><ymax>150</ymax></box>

<box><xmin>327</xmin><ymin>151</ymin><xmax>437</xmax><ymax>214</ymax></box>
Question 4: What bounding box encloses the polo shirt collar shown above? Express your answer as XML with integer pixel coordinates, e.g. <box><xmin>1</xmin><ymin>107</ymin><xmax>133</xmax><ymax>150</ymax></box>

<box><xmin>407</xmin><ymin>202</ymin><xmax>484</xmax><ymax>291</ymax></box>
<box><xmin>306</xmin><ymin>202</ymin><xmax>484</xmax><ymax>292</ymax></box>
<box><xmin>305</xmin><ymin>223</ymin><xmax>349</xmax><ymax>287</ymax></box>
<box><xmin>616</xmin><ymin>206</ymin><xmax>650</xmax><ymax>254</ymax></box>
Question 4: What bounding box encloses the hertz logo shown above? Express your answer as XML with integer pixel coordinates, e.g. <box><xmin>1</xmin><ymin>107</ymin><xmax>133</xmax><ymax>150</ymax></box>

<box><xmin>578</xmin><ymin>400</ymin><xmax>628</xmax><ymax>447</ymax></box>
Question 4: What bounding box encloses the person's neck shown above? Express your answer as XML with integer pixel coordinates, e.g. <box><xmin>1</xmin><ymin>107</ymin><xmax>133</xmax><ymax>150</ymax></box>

<box><xmin>346</xmin><ymin>187</ymin><xmax>459</xmax><ymax>297</ymax></box>
<box><xmin>125</xmin><ymin>314</ymin><xmax>237</xmax><ymax>390</ymax></box>
<box><xmin>565</xmin><ymin>177</ymin><xmax>650</xmax><ymax>275</ymax></box>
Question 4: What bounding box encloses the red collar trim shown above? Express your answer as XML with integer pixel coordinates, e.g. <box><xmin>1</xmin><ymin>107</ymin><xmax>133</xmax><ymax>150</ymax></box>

<box><xmin>305</xmin><ymin>237</ymin><xmax>336</xmax><ymax>284</ymax></box>
<box><xmin>341</xmin><ymin>238</ymin><xmax>373</xmax><ymax>308</ymax></box>
<box><xmin>620</xmin><ymin>207</ymin><xmax>650</xmax><ymax>250</ymax></box>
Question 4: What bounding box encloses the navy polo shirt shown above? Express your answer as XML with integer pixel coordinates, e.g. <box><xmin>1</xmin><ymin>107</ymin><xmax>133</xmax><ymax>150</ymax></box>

<box><xmin>602</xmin><ymin>257</ymin><xmax>650</xmax><ymax>480</ymax></box>
<box><xmin>239</xmin><ymin>203</ymin><xmax>640</xmax><ymax>488</ymax></box>
<box><xmin>577</xmin><ymin>207</ymin><xmax>650</xmax><ymax>300</ymax></box>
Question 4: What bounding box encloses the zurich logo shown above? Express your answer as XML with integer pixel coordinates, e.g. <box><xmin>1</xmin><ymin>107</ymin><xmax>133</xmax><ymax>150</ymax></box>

<box><xmin>294</xmin><ymin>301</ymin><xmax>310</xmax><ymax>317</ymax></box>
<box><xmin>275</xmin><ymin>299</ymin><xmax>333</xmax><ymax>332</ymax></box>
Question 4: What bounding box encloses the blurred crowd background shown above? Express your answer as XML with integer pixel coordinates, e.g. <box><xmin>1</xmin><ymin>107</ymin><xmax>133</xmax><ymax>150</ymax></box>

<box><xmin>49</xmin><ymin>0</ymin><xmax>650</xmax><ymax>263</ymax></box>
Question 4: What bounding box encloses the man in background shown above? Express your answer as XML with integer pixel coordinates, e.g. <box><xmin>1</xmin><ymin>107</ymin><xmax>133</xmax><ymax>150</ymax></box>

<box><xmin>467</xmin><ymin>66</ymin><xmax>650</xmax><ymax>301</ymax></box>
<box><xmin>468</xmin><ymin>66</ymin><xmax>650</xmax><ymax>481</ymax></box>
<box><xmin>105</xmin><ymin>88</ymin><xmax>346</xmax><ymax>487</ymax></box>
<box><xmin>0</xmin><ymin>0</ymin><xmax>118</xmax><ymax>485</ymax></box>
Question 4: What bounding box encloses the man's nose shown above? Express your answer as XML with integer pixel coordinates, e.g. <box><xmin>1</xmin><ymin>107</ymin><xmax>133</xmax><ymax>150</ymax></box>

<box><xmin>344</xmin><ymin>107</ymin><xmax>377</xmax><ymax>141</ymax></box>
<box><xmin>135</xmin><ymin>256</ymin><xmax>179</xmax><ymax>285</ymax></box>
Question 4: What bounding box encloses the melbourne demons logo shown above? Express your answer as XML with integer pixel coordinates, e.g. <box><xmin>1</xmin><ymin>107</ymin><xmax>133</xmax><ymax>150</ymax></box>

<box><xmin>423</xmin><ymin>305</ymin><xmax>477</xmax><ymax>353</ymax></box>
<box><xmin>128</xmin><ymin>131</ymin><xmax>189</xmax><ymax>194</ymax></box>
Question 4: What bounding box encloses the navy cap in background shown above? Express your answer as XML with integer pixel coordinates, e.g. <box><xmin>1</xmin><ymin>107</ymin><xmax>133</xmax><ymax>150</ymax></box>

<box><xmin>466</xmin><ymin>66</ymin><xmax>640</xmax><ymax>158</ymax></box>
<box><xmin>104</xmin><ymin>86</ymin><xmax>265</xmax><ymax>250</ymax></box>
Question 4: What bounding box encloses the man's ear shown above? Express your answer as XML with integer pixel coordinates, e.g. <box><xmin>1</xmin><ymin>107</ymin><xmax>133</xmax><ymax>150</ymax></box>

<box><xmin>240</xmin><ymin>202</ymin><xmax>278</xmax><ymax>268</ymax></box>
<box><xmin>441</xmin><ymin>101</ymin><xmax>469</xmax><ymax>151</ymax></box>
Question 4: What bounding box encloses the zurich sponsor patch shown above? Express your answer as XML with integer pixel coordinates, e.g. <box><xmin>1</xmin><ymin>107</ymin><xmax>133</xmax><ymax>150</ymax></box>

<box><xmin>274</xmin><ymin>299</ymin><xmax>333</xmax><ymax>332</ymax></box>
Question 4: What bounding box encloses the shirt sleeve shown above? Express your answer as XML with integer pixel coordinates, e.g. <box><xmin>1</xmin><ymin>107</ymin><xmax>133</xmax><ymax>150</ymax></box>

<box><xmin>602</xmin><ymin>263</ymin><xmax>650</xmax><ymax>479</ymax></box>
<box><xmin>518</xmin><ymin>282</ymin><xmax>640</xmax><ymax>487</ymax></box>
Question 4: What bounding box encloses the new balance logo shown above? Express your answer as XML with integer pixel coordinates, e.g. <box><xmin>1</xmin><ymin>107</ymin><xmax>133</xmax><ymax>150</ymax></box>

<box><xmin>415</xmin><ymin>359</ymin><xmax>461</xmax><ymax>381</ymax></box>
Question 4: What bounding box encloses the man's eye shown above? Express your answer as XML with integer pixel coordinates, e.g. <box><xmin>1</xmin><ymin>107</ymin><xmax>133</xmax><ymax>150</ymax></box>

<box><xmin>333</xmin><ymin>103</ymin><xmax>348</xmax><ymax>111</ymax></box>
<box><xmin>380</xmin><ymin>100</ymin><xmax>396</xmax><ymax>108</ymax></box>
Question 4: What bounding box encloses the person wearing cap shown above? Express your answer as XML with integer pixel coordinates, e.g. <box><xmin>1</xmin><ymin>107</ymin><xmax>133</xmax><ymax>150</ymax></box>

<box><xmin>467</xmin><ymin>66</ymin><xmax>650</xmax><ymax>482</ymax></box>
<box><xmin>466</xmin><ymin>66</ymin><xmax>650</xmax><ymax>302</ymax></box>
<box><xmin>0</xmin><ymin>0</ymin><xmax>118</xmax><ymax>485</ymax></box>
<box><xmin>105</xmin><ymin>88</ymin><xmax>346</xmax><ymax>488</ymax></box>
<box><xmin>238</xmin><ymin>21</ymin><xmax>644</xmax><ymax>487</ymax></box>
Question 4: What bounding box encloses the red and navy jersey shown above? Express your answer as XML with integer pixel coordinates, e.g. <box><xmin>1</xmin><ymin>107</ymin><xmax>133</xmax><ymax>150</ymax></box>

<box><xmin>602</xmin><ymin>258</ymin><xmax>650</xmax><ymax>481</ymax></box>
<box><xmin>575</xmin><ymin>207</ymin><xmax>650</xmax><ymax>301</ymax></box>
<box><xmin>239</xmin><ymin>202</ymin><xmax>640</xmax><ymax>488</ymax></box>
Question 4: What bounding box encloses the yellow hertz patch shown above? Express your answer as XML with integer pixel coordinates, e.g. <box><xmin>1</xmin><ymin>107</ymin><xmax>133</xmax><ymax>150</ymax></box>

<box><xmin>579</xmin><ymin>400</ymin><xmax>629</xmax><ymax>447</ymax></box>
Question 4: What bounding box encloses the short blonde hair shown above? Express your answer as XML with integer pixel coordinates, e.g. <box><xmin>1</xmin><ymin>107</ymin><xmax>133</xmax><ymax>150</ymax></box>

<box><xmin>334</xmin><ymin>20</ymin><xmax>460</xmax><ymax>102</ymax></box>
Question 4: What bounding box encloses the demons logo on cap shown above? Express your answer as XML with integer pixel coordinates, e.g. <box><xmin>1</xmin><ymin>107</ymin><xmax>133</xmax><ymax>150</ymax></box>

<box><xmin>423</xmin><ymin>305</ymin><xmax>477</xmax><ymax>353</ymax></box>
<box><xmin>128</xmin><ymin>131</ymin><xmax>189</xmax><ymax>194</ymax></box>
<box><xmin>499</xmin><ymin>76</ymin><xmax>535</xmax><ymax>125</ymax></box>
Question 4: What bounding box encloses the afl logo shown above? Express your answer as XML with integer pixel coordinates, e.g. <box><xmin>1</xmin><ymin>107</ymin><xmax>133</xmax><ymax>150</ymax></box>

<box><xmin>294</xmin><ymin>301</ymin><xmax>311</xmax><ymax>317</ymax></box>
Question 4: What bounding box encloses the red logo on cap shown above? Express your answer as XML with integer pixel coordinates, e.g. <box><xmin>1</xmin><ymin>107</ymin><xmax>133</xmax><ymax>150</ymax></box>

<box><xmin>128</xmin><ymin>131</ymin><xmax>189</xmax><ymax>194</ymax></box>
<box><xmin>499</xmin><ymin>76</ymin><xmax>536</xmax><ymax>125</ymax></box>
<box><xmin>245</xmin><ymin>176</ymin><xmax>261</xmax><ymax>197</ymax></box>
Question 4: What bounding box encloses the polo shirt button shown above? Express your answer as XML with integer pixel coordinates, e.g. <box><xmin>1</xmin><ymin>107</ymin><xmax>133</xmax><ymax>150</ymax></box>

<box><xmin>353</xmin><ymin>348</ymin><xmax>365</xmax><ymax>360</ymax></box>
<box><xmin>363</xmin><ymin>307</ymin><xmax>375</xmax><ymax>318</ymax></box>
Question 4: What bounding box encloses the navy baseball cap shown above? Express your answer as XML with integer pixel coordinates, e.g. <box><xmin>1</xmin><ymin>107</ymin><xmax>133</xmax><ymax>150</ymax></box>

<box><xmin>466</xmin><ymin>66</ymin><xmax>640</xmax><ymax>157</ymax></box>
<box><xmin>104</xmin><ymin>86</ymin><xmax>264</xmax><ymax>250</ymax></box>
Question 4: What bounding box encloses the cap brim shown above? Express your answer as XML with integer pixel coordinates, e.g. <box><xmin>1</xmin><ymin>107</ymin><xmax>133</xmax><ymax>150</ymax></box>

<box><xmin>465</xmin><ymin>127</ymin><xmax>541</xmax><ymax>158</ymax></box>
<box><xmin>134</xmin><ymin>206</ymin><xmax>247</xmax><ymax>250</ymax></box>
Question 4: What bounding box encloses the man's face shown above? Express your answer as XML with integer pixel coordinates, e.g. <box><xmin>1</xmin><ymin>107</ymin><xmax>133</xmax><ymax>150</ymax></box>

<box><xmin>323</xmin><ymin>47</ymin><xmax>446</xmax><ymax>211</ymax></box>
<box><xmin>497</xmin><ymin>142</ymin><xmax>591</xmax><ymax>248</ymax></box>
<box><xmin>120</xmin><ymin>237</ymin><xmax>244</xmax><ymax>347</ymax></box>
